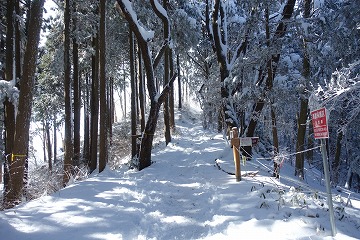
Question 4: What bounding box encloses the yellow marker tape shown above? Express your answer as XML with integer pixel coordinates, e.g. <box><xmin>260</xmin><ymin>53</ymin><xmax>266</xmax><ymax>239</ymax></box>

<box><xmin>242</xmin><ymin>155</ymin><xmax>247</xmax><ymax>166</ymax></box>
<box><xmin>11</xmin><ymin>154</ymin><xmax>27</xmax><ymax>162</ymax></box>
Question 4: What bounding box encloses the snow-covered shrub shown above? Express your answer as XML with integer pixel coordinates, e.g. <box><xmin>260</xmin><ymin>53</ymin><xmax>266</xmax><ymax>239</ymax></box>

<box><xmin>26</xmin><ymin>161</ymin><xmax>89</xmax><ymax>200</ymax></box>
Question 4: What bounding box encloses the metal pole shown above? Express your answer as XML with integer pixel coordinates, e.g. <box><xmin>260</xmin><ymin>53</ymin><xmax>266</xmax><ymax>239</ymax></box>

<box><xmin>231</xmin><ymin>127</ymin><xmax>241</xmax><ymax>182</ymax></box>
<box><xmin>320</xmin><ymin>139</ymin><xmax>336</xmax><ymax>236</ymax></box>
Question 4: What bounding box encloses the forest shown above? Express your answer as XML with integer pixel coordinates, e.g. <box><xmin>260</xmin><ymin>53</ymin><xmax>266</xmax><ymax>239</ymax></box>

<box><xmin>0</xmin><ymin>0</ymin><xmax>359</xmax><ymax>210</ymax></box>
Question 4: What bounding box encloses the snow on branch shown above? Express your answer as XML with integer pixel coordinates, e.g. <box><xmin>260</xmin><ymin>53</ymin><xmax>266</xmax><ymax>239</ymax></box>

<box><xmin>115</xmin><ymin>0</ymin><xmax>154</xmax><ymax>42</ymax></box>
<box><xmin>150</xmin><ymin>0</ymin><xmax>168</xmax><ymax>20</ymax></box>
<box><xmin>317</xmin><ymin>61</ymin><xmax>360</xmax><ymax>105</ymax></box>
<box><xmin>0</xmin><ymin>80</ymin><xmax>19</xmax><ymax>107</ymax></box>
<box><xmin>212</xmin><ymin>0</ymin><xmax>229</xmax><ymax>69</ymax></box>
<box><xmin>116</xmin><ymin>0</ymin><xmax>157</xmax><ymax>98</ymax></box>
<box><xmin>310</xmin><ymin>61</ymin><xmax>360</xmax><ymax>130</ymax></box>
<box><xmin>150</xmin><ymin>0</ymin><xmax>171</xmax><ymax>49</ymax></box>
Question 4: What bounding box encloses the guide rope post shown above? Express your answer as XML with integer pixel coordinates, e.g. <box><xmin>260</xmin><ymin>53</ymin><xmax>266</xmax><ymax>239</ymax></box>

<box><xmin>320</xmin><ymin>139</ymin><xmax>337</xmax><ymax>237</ymax></box>
<box><xmin>311</xmin><ymin>107</ymin><xmax>336</xmax><ymax>237</ymax></box>
<box><xmin>230</xmin><ymin>127</ymin><xmax>241</xmax><ymax>182</ymax></box>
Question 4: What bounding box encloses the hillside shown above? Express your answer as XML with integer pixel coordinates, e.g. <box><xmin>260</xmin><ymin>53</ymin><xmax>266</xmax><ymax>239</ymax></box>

<box><xmin>0</xmin><ymin>109</ymin><xmax>359</xmax><ymax>240</ymax></box>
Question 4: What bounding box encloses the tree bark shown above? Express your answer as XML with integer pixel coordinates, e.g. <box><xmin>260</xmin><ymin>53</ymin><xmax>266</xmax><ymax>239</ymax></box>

<box><xmin>271</xmin><ymin>107</ymin><xmax>280</xmax><ymax>178</ymax></box>
<box><xmin>89</xmin><ymin>34</ymin><xmax>99</xmax><ymax>173</ymax></box>
<box><xmin>177</xmin><ymin>54</ymin><xmax>182</xmax><ymax>109</ymax></box>
<box><xmin>14</xmin><ymin>0</ymin><xmax>21</xmax><ymax>81</ymax></box>
<box><xmin>169</xmin><ymin>49</ymin><xmax>175</xmax><ymax>130</ymax></box>
<box><xmin>63</xmin><ymin>0</ymin><xmax>73</xmax><ymax>186</ymax></box>
<box><xmin>42</xmin><ymin>124</ymin><xmax>46</xmax><ymax>163</ymax></box>
<box><xmin>83</xmin><ymin>72</ymin><xmax>90</xmax><ymax>164</ymax></box>
<box><xmin>123</xmin><ymin>66</ymin><xmax>126</xmax><ymax>119</ymax></box>
<box><xmin>0</xmin><ymin>27</ymin><xmax>4</xmax><ymax>185</ymax></box>
<box><xmin>212</xmin><ymin>0</ymin><xmax>232</xmax><ymax>129</ymax></box>
<box><xmin>0</xmin><ymin>113</ymin><xmax>3</xmax><ymax>185</ymax></box>
<box><xmin>295</xmin><ymin>0</ymin><xmax>311</xmax><ymax>179</ymax></box>
<box><xmin>151</xmin><ymin>0</ymin><xmax>171</xmax><ymax>145</ymax></box>
<box><xmin>268</xmin><ymin>7</ymin><xmax>279</xmax><ymax>177</ymax></box>
<box><xmin>332</xmin><ymin>130</ymin><xmax>343</xmax><ymax>185</ymax></box>
<box><xmin>138</xmin><ymin>102</ymin><xmax>160</xmax><ymax>170</ymax></box>
<box><xmin>6</xmin><ymin>0</ymin><xmax>45</xmax><ymax>207</ymax></box>
<box><xmin>3</xmin><ymin>0</ymin><xmax>16</xmax><ymax>205</ymax></box>
<box><xmin>108</xmin><ymin>77</ymin><xmax>114</xmax><ymax>143</ymax></box>
<box><xmin>72</xmin><ymin>1</ymin><xmax>81</xmax><ymax>167</ymax></box>
<box><xmin>138</xmin><ymin>43</ymin><xmax>146</xmax><ymax>132</ymax></box>
<box><xmin>45</xmin><ymin>122</ymin><xmax>52</xmax><ymax>171</ymax></box>
<box><xmin>53</xmin><ymin>113</ymin><xmax>57</xmax><ymax>163</ymax></box>
<box><xmin>295</xmin><ymin>99</ymin><xmax>308</xmax><ymax>178</ymax></box>
<box><xmin>163</xmin><ymin>48</ymin><xmax>171</xmax><ymax>145</ymax></box>
<box><xmin>306</xmin><ymin>117</ymin><xmax>314</xmax><ymax>163</ymax></box>
<box><xmin>98</xmin><ymin>0</ymin><xmax>107</xmax><ymax>173</ymax></box>
<box><xmin>130</xmin><ymin>29</ymin><xmax>137</xmax><ymax>159</ymax></box>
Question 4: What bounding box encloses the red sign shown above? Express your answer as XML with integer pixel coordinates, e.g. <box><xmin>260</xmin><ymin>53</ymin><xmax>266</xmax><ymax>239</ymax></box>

<box><xmin>311</xmin><ymin>107</ymin><xmax>329</xmax><ymax>139</ymax></box>
<box><xmin>251</xmin><ymin>137</ymin><xmax>259</xmax><ymax>146</ymax></box>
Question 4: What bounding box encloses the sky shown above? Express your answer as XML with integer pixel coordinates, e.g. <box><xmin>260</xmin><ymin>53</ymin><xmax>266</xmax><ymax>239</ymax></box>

<box><xmin>1</xmin><ymin>108</ymin><xmax>359</xmax><ymax>240</ymax></box>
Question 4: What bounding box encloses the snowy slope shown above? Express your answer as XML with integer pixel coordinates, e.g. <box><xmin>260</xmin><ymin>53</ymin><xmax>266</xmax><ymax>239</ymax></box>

<box><xmin>0</xmin><ymin>109</ymin><xmax>359</xmax><ymax>240</ymax></box>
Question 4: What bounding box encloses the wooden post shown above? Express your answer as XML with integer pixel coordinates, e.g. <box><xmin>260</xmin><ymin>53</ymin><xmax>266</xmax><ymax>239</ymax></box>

<box><xmin>231</xmin><ymin>127</ymin><xmax>241</xmax><ymax>181</ymax></box>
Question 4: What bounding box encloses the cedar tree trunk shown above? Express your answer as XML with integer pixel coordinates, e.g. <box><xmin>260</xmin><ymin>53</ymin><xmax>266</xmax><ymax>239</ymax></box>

<box><xmin>6</xmin><ymin>0</ymin><xmax>45</xmax><ymax>207</ymax></box>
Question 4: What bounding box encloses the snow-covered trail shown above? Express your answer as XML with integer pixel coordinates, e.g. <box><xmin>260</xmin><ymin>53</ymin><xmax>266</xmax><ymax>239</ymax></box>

<box><xmin>0</xmin><ymin>110</ymin><xmax>359</xmax><ymax>240</ymax></box>
<box><xmin>0</xmin><ymin>111</ymin><xmax>242</xmax><ymax>240</ymax></box>
<box><xmin>120</xmin><ymin>113</ymin><xmax>242</xmax><ymax>239</ymax></box>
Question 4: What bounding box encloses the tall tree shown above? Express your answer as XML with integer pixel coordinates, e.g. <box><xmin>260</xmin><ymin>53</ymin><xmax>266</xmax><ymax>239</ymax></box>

<box><xmin>271</xmin><ymin>106</ymin><xmax>280</xmax><ymax>178</ymax></box>
<box><xmin>34</xmin><ymin>12</ymin><xmax>64</xmax><ymax>169</ymax></box>
<box><xmin>89</xmin><ymin>33</ymin><xmax>99</xmax><ymax>173</ymax></box>
<box><xmin>98</xmin><ymin>0</ymin><xmax>107</xmax><ymax>173</ymax></box>
<box><xmin>14</xmin><ymin>0</ymin><xmax>21</xmax><ymax>82</ymax></box>
<box><xmin>72</xmin><ymin>0</ymin><xmax>81</xmax><ymax>168</ymax></box>
<box><xmin>244</xmin><ymin>0</ymin><xmax>296</xmax><ymax>158</ymax></box>
<box><xmin>294</xmin><ymin>0</ymin><xmax>312</xmax><ymax>179</ymax></box>
<box><xmin>45</xmin><ymin>121</ymin><xmax>52</xmax><ymax>170</ymax></box>
<box><xmin>83</xmin><ymin>72</ymin><xmax>90</xmax><ymax>164</ymax></box>
<box><xmin>63</xmin><ymin>0</ymin><xmax>73</xmax><ymax>186</ymax></box>
<box><xmin>169</xmin><ymin>49</ymin><xmax>175</xmax><ymax>130</ymax></box>
<box><xmin>177</xmin><ymin>54</ymin><xmax>182</xmax><ymax>109</ymax></box>
<box><xmin>138</xmin><ymin>43</ymin><xmax>146</xmax><ymax>131</ymax></box>
<box><xmin>264</xmin><ymin>5</ymin><xmax>280</xmax><ymax>178</ymax></box>
<box><xmin>108</xmin><ymin>76</ymin><xmax>114</xmax><ymax>141</ymax></box>
<box><xmin>151</xmin><ymin>0</ymin><xmax>171</xmax><ymax>145</ymax></box>
<box><xmin>207</xmin><ymin>0</ymin><xmax>249</xmax><ymax>129</ymax></box>
<box><xmin>0</xmin><ymin>1</ymin><xmax>5</xmax><ymax>185</ymax></box>
<box><xmin>130</xmin><ymin>29</ymin><xmax>137</xmax><ymax>159</ymax></box>
<box><xmin>116</xmin><ymin>0</ymin><xmax>176</xmax><ymax>170</ymax></box>
<box><xmin>3</xmin><ymin>0</ymin><xmax>16</xmax><ymax>202</ymax></box>
<box><xmin>53</xmin><ymin>114</ymin><xmax>57</xmax><ymax>164</ymax></box>
<box><xmin>5</xmin><ymin>0</ymin><xmax>45</xmax><ymax>207</ymax></box>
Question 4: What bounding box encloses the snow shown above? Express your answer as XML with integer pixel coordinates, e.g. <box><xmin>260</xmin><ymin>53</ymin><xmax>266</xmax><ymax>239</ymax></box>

<box><xmin>188</xmin><ymin>16</ymin><xmax>197</xmax><ymax>29</ymax></box>
<box><xmin>300</xmin><ymin>20</ymin><xmax>312</xmax><ymax>37</ymax></box>
<box><xmin>121</xmin><ymin>0</ymin><xmax>154</xmax><ymax>41</ymax></box>
<box><xmin>314</xmin><ymin>0</ymin><xmax>325</xmax><ymax>9</ymax></box>
<box><xmin>0</xmin><ymin>79</ymin><xmax>19</xmax><ymax>107</ymax></box>
<box><xmin>230</xmin><ymin>14</ymin><xmax>246</xmax><ymax>24</ymax></box>
<box><xmin>1</xmin><ymin>109</ymin><xmax>360</xmax><ymax>240</ymax></box>
<box><xmin>153</xmin><ymin>0</ymin><xmax>168</xmax><ymax>19</ymax></box>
